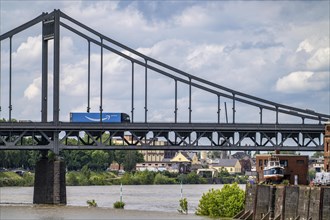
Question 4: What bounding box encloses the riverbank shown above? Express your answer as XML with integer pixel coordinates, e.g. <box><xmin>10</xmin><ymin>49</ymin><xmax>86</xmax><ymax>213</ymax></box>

<box><xmin>0</xmin><ymin>170</ymin><xmax>248</xmax><ymax>187</ymax></box>
<box><xmin>0</xmin><ymin>204</ymin><xmax>209</xmax><ymax>220</ymax></box>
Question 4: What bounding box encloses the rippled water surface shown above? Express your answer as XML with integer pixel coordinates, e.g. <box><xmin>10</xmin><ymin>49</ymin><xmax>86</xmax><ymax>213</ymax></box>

<box><xmin>0</xmin><ymin>184</ymin><xmax>245</xmax><ymax>219</ymax></box>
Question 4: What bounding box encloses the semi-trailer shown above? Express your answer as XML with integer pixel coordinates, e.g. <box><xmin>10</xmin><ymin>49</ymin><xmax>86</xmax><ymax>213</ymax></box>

<box><xmin>70</xmin><ymin>112</ymin><xmax>130</xmax><ymax>123</ymax></box>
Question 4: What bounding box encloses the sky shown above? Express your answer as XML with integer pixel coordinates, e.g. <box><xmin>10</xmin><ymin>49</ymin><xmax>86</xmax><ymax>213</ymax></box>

<box><xmin>0</xmin><ymin>0</ymin><xmax>329</xmax><ymax>123</ymax></box>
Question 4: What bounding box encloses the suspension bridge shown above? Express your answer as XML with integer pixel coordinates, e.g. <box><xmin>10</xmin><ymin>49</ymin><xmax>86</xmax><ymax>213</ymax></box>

<box><xmin>0</xmin><ymin>9</ymin><xmax>329</xmax><ymax>154</ymax></box>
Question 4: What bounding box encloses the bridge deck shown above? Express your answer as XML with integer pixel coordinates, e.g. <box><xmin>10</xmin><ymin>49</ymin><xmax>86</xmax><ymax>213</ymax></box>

<box><xmin>0</xmin><ymin>122</ymin><xmax>325</xmax><ymax>151</ymax></box>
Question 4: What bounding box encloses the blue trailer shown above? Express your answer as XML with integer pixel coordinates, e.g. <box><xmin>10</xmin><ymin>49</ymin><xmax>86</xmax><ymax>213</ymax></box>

<box><xmin>70</xmin><ymin>112</ymin><xmax>130</xmax><ymax>123</ymax></box>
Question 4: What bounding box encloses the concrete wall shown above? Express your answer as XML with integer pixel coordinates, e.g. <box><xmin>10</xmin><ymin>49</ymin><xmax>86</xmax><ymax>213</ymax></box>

<box><xmin>322</xmin><ymin>187</ymin><xmax>330</xmax><ymax>220</ymax></box>
<box><xmin>254</xmin><ymin>185</ymin><xmax>270</xmax><ymax>220</ymax></box>
<box><xmin>283</xmin><ymin>186</ymin><xmax>299</xmax><ymax>219</ymax></box>
<box><xmin>309</xmin><ymin>187</ymin><xmax>321</xmax><ymax>219</ymax></box>
<box><xmin>245</xmin><ymin>184</ymin><xmax>256</xmax><ymax>212</ymax></box>
<box><xmin>297</xmin><ymin>186</ymin><xmax>311</xmax><ymax>220</ymax></box>
<box><xmin>243</xmin><ymin>184</ymin><xmax>330</xmax><ymax>220</ymax></box>
<box><xmin>274</xmin><ymin>186</ymin><xmax>284</xmax><ymax>218</ymax></box>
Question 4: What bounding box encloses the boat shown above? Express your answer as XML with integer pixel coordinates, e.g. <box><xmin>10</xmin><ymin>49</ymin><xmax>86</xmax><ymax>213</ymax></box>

<box><xmin>263</xmin><ymin>157</ymin><xmax>284</xmax><ymax>183</ymax></box>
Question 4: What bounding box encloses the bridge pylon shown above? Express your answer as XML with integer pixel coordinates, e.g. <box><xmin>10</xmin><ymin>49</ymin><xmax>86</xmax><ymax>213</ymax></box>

<box><xmin>33</xmin><ymin>152</ymin><xmax>66</xmax><ymax>205</ymax></box>
<box><xmin>34</xmin><ymin>10</ymin><xmax>66</xmax><ymax>205</ymax></box>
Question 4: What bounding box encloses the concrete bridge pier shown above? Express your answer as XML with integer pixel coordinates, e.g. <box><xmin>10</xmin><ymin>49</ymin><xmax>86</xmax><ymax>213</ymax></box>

<box><xmin>33</xmin><ymin>151</ymin><xmax>66</xmax><ymax>204</ymax></box>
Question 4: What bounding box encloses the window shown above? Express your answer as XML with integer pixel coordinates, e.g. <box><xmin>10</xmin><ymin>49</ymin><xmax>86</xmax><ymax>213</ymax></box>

<box><xmin>280</xmin><ymin>160</ymin><xmax>288</xmax><ymax>167</ymax></box>
<box><xmin>259</xmin><ymin>160</ymin><xmax>263</xmax><ymax>167</ymax></box>
<box><xmin>297</xmin><ymin>160</ymin><xmax>304</xmax><ymax>165</ymax></box>
<box><xmin>264</xmin><ymin>160</ymin><xmax>268</xmax><ymax>166</ymax></box>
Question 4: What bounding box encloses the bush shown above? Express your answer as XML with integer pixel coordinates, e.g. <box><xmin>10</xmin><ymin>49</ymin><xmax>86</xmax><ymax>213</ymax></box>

<box><xmin>22</xmin><ymin>172</ymin><xmax>34</xmax><ymax>186</ymax></box>
<box><xmin>178</xmin><ymin>198</ymin><xmax>188</xmax><ymax>214</ymax></box>
<box><xmin>0</xmin><ymin>171</ymin><xmax>34</xmax><ymax>187</ymax></box>
<box><xmin>195</xmin><ymin>183</ymin><xmax>245</xmax><ymax>218</ymax></box>
<box><xmin>113</xmin><ymin>201</ymin><xmax>125</xmax><ymax>209</ymax></box>
<box><xmin>154</xmin><ymin>173</ymin><xmax>176</xmax><ymax>184</ymax></box>
<box><xmin>89</xmin><ymin>175</ymin><xmax>106</xmax><ymax>185</ymax></box>
<box><xmin>66</xmin><ymin>172</ymin><xmax>79</xmax><ymax>186</ymax></box>
<box><xmin>178</xmin><ymin>172</ymin><xmax>207</xmax><ymax>184</ymax></box>
<box><xmin>120</xmin><ymin>171</ymin><xmax>156</xmax><ymax>185</ymax></box>
<box><xmin>87</xmin><ymin>199</ymin><xmax>97</xmax><ymax>207</ymax></box>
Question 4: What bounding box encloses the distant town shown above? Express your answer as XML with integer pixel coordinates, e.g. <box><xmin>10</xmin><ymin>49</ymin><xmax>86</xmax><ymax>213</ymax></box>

<box><xmin>106</xmin><ymin>133</ymin><xmax>329</xmax><ymax>185</ymax></box>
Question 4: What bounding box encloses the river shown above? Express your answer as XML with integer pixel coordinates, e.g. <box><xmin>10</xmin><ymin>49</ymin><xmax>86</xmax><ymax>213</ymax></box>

<box><xmin>0</xmin><ymin>184</ymin><xmax>245</xmax><ymax>219</ymax></box>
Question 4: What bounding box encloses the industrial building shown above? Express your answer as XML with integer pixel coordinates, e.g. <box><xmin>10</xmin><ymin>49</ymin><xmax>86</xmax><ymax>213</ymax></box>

<box><xmin>256</xmin><ymin>154</ymin><xmax>309</xmax><ymax>185</ymax></box>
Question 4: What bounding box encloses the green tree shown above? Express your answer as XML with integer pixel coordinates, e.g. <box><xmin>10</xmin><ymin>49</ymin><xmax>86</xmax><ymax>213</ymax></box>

<box><xmin>81</xmin><ymin>165</ymin><xmax>91</xmax><ymax>179</ymax></box>
<box><xmin>114</xmin><ymin>150</ymin><xmax>126</xmax><ymax>170</ymax></box>
<box><xmin>195</xmin><ymin>183</ymin><xmax>245</xmax><ymax>218</ymax></box>
<box><xmin>312</xmin><ymin>151</ymin><xmax>323</xmax><ymax>158</ymax></box>
<box><xmin>308</xmin><ymin>169</ymin><xmax>316</xmax><ymax>181</ymax></box>
<box><xmin>123</xmin><ymin>151</ymin><xmax>144</xmax><ymax>172</ymax></box>
<box><xmin>115</xmin><ymin>150</ymin><xmax>144</xmax><ymax>172</ymax></box>
<box><xmin>90</xmin><ymin>150</ymin><xmax>109</xmax><ymax>171</ymax></box>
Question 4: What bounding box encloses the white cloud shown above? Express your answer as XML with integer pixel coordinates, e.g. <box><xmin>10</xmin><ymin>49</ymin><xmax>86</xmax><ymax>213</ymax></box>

<box><xmin>186</xmin><ymin>44</ymin><xmax>224</xmax><ymax>69</ymax></box>
<box><xmin>307</xmin><ymin>47</ymin><xmax>330</xmax><ymax>71</ymax></box>
<box><xmin>173</xmin><ymin>4</ymin><xmax>211</xmax><ymax>28</ymax></box>
<box><xmin>296</xmin><ymin>39</ymin><xmax>314</xmax><ymax>53</ymax></box>
<box><xmin>23</xmin><ymin>74</ymin><xmax>53</xmax><ymax>100</ymax></box>
<box><xmin>275</xmin><ymin>71</ymin><xmax>329</xmax><ymax>93</ymax></box>
<box><xmin>12</xmin><ymin>35</ymin><xmax>42</xmax><ymax>71</ymax></box>
<box><xmin>24</xmin><ymin>77</ymin><xmax>41</xmax><ymax>100</ymax></box>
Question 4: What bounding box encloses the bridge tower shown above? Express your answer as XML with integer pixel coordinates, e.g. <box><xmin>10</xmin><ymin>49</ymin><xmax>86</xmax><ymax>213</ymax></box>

<box><xmin>33</xmin><ymin>10</ymin><xmax>66</xmax><ymax>205</ymax></box>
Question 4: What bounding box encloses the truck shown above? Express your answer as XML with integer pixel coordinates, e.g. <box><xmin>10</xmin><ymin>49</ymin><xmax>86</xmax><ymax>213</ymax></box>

<box><xmin>70</xmin><ymin>112</ymin><xmax>130</xmax><ymax>123</ymax></box>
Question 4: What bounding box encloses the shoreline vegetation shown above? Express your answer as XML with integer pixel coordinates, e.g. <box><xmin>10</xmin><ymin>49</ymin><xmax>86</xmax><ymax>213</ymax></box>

<box><xmin>0</xmin><ymin>168</ymin><xmax>248</xmax><ymax>187</ymax></box>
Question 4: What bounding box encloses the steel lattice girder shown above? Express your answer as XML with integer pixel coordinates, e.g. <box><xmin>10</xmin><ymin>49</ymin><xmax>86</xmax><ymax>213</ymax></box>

<box><xmin>0</xmin><ymin>122</ymin><xmax>325</xmax><ymax>151</ymax></box>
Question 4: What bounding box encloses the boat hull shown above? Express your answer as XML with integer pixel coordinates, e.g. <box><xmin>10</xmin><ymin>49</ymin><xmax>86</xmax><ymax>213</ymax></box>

<box><xmin>263</xmin><ymin>167</ymin><xmax>284</xmax><ymax>182</ymax></box>
<box><xmin>264</xmin><ymin>174</ymin><xmax>284</xmax><ymax>181</ymax></box>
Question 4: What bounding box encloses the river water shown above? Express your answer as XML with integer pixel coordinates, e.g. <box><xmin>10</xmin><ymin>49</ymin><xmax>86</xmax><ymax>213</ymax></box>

<box><xmin>0</xmin><ymin>184</ymin><xmax>245</xmax><ymax>219</ymax></box>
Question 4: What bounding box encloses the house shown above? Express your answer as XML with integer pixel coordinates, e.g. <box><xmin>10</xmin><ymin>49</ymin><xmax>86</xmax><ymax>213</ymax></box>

<box><xmin>108</xmin><ymin>162</ymin><xmax>123</xmax><ymax>171</ymax></box>
<box><xmin>170</xmin><ymin>151</ymin><xmax>198</xmax><ymax>173</ymax></box>
<box><xmin>136</xmin><ymin>150</ymin><xmax>177</xmax><ymax>172</ymax></box>
<box><xmin>239</xmin><ymin>159</ymin><xmax>252</xmax><ymax>174</ymax></box>
<box><xmin>209</xmin><ymin>159</ymin><xmax>242</xmax><ymax>174</ymax></box>
<box><xmin>309</xmin><ymin>157</ymin><xmax>324</xmax><ymax>172</ymax></box>
<box><xmin>133</xmin><ymin>136</ymin><xmax>177</xmax><ymax>172</ymax></box>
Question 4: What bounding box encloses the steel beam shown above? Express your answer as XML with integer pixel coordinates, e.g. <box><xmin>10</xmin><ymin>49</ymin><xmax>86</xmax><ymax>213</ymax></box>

<box><xmin>0</xmin><ymin>12</ymin><xmax>52</xmax><ymax>41</ymax></box>
<box><xmin>8</xmin><ymin>36</ymin><xmax>12</xmax><ymax>121</ymax></box>
<box><xmin>53</xmin><ymin>10</ymin><xmax>60</xmax><ymax>125</ymax></box>
<box><xmin>41</xmin><ymin>20</ymin><xmax>49</xmax><ymax>122</ymax></box>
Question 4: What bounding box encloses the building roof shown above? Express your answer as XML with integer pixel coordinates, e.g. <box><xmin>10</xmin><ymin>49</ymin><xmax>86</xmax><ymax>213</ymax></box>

<box><xmin>256</xmin><ymin>154</ymin><xmax>309</xmax><ymax>158</ymax></box>
<box><xmin>170</xmin><ymin>151</ymin><xmax>192</xmax><ymax>162</ymax></box>
<box><xmin>180</xmin><ymin>152</ymin><xmax>193</xmax><ymax>161</ymax></box>
<box><xmin>211</xmin><ymin>159</ymin><xmax>239</xmax><ymax>167</ymax></box>
<box><xmin>232</xmin><ymin>152</ymin><xmax>250</xmax><ymax>160</ymax></box>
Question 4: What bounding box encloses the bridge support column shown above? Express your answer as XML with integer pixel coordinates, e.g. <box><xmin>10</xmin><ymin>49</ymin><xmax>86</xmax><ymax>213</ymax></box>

<box><xmin>33</xmin><ymin>154</ymin><xmax>66</xmax><ymax>204</ymax></box>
